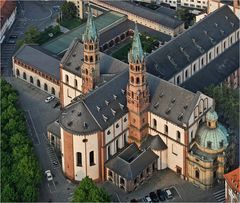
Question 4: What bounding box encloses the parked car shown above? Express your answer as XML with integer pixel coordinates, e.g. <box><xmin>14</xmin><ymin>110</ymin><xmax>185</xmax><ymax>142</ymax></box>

<box><xmin>165</xmin><ymin>189</ymin><xmax>173</xmax><ymax>199</ymax></box>
<box><xmin>149</xmin><ymin>192</ymin><xmax>159</xmax><ymax>202</ymax></box>
<box><xmin>130</xmin><ymin>199</ymin><xmax>138</xmax><ymax>202</ymax></box>
<box><xmin>156</xmin><ymin>189</ymin><xmax>166</xmax><ymax>201</ymax></box>
<box><xmin>144</xmin><ymin>195</ymin><xmax>152</xmax><ymax>202</ymax></box>
<box><xmin>45</xmin><ymin>95</ymin><xmax>55</xmax><ymax>103</ymax></box>
<box><xmin>45</xmin><ymin>170</ymin><xmax>53</xmax><ymax>181</ymax></box>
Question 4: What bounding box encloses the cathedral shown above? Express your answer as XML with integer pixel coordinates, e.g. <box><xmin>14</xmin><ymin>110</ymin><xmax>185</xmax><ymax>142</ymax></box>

<box><xmin>58</xmin><ymin>9</ymin><xmax>229</xmax><ymax>192</ymax></box>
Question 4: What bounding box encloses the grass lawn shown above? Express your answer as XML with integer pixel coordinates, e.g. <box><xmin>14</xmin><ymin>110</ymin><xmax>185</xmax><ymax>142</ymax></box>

<box><xmin>111</xmin><ymin>34</ymin><xmax>158</xmax><ymax>63</ymax></box>
<box><xmin>59</xmin><ymin>18</ymin><xmax>85</xmax><ymax>30</ymax></box>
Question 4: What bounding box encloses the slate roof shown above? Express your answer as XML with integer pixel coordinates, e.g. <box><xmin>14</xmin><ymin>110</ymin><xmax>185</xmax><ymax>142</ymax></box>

<box><xmin>61</xmin><ymin>39</ymin><xmax>128</xmax><ymax>77</ymax></box>
<box><xmin>13</xmin><ymin>44</ymin><xmax>61</xmax><ymax>80</ymax></box>
<box><xmin>140</xmin><ymin>135</ymin><xmax>168</xmax><ymax>151</ymax></box>
<box><xmin>47</xmin><ymin>120</ymin><xmax>61</xmax><ymax>138</ymax></box>
<box><xmin>0</xmin><ymin>0</ymin><xmax>16</xmax><ymax>27</ymax></box>
<box><xmin>146</xmin><ymin>5</ymin><xmax>239</xmax><ymax>80</ymax></box>
<box><xmin>105</xmin><ymin>143</ymin><xmax>158</xmax><ymax>180</ymax></box>
<box><xmin>99</xmin><ymin>0</ymin><xmax>183</xmax><ymax>29</ymax></box>
<box><xmin>181</xmin><ymin>41</ymin><xmax>239</xmax><ymax>92</ymax></box>
<box><xmin>59</xmin><ymin>69</ymin><xmax>200</xmax><ymax>134</ymax></box>
<box><xmin>99</xmin><ymin>21</ymin><xmax>171</xmax><ymax>45</ymax></box>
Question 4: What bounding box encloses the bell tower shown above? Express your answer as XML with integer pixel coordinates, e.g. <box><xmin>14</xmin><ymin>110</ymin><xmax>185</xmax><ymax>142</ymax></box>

<box><xmin>82</xmin><ymin>7</ymin><xmax>100</xmax><ymax>94</ymax></box>
<box><xmin>127</xmin><ymin>24</ymin><xmax>150</xmax><ymax>145</ymax></box>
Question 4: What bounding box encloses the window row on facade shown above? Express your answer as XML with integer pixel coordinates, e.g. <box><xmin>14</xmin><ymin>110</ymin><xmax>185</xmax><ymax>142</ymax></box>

<box><xmin>76</xmin><ymin>151</ymin><xmax>95</xmax><ymax>167</ymax></box>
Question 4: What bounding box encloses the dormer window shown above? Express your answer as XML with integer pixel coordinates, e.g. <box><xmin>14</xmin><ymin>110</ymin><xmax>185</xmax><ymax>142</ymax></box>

<box><xmin>207</xmin><ymin>141</ymin><xmax>212</xmax><ymax>149</ymax></box>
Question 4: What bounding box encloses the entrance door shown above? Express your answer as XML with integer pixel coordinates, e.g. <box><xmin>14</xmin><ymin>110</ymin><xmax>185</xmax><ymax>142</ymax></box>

<box><xmin>176</xmin><ymin>166</ymin><xmax>182</xmax><ymax>175</ymax></box>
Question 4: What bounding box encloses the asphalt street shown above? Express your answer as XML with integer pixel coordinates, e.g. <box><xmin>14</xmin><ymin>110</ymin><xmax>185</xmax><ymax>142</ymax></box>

<box><xmin>5</xmin><ymin>77</ymin><xmax>76</xmax><ymax>202</ymax></box>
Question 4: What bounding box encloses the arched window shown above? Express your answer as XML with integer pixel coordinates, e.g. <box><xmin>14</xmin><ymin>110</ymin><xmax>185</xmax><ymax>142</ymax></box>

<box><xmin>124</xmin><ymin>133</ymin><xmax>127</xmax><ymax>144</ymax></box>
<box><xmin>164</xmin><ymin>125</ymin><xmax>168</xmax><ymax>134</ymax></box>
<box><xmin>16</xmin><ymin>69</ymin><xmax>20</xmax><ymax>76</ymax></box>
<box><xmin>131</xmin><ymin>76</ymin><xmax>134</xmax><ymax>84</ymax></box>
<box><xmin>176</xmin><ymin>75</ymin><xmax>181</xmax><ymax>85</ymax></box>
<box><xmin>199</xmin><ymin>100</ymin><xmax>203</xmax><ymax>114</ymax></box>
<box><xmin>44</xmin><ymin>83</ymin><xmax>48</xmax><ymax>91</ymax></box>
<box><xmin>116</xmin><ymin>139</ymin><xmax>119</xmax><ymax>151</ymax></box>
<box><xmin>185</xmin><ymin>70</ymin><xmax>188</xmax><ymax>79</ymax></box>
<box><xmin>107</xmin><ymin>146</ymin><xmax>111</xmax><ymax>159</ymax></box>
<box><xmin>176</xmin><ymin>131</ymin><xmax>181</xmax><ymax>142</ymax></box>
<box><xmin>120</xmin><ymin>177</ymin><xmax>125</xmax><ymax>185</ymax></box>
<box><xmin>51</xmin><ymin>87</ymin><xmax>55</xmax><ymax>95</ymax></box>
<box><xmin>65</xmin><ymin>75</ymin><xmax>69</xmax><ymax>84</ymax></box>
<box><xmin>89</xmin><ymin>151</ymin><xmax>95</xmax><ymax>166</ymax></box>
<box><xmin>201</xmin><ymin>58</ymin><xmax>204</xmax><ymax>66</ymax></box>
<box><xmin>84</xmin><ymin>44</ymin><xmax>88</xmax><ymax>50</ymax></box>
<box><xmin>23</xmin><ymin>72</ymin><xmax>27</xmax><ymax>80</ymax></box>
<box><xmin>86</xmin><ymin>69</ymin><xmax>88</xmax><ymax>75</ymax></box>
<box><xmin>116</xmin><ymin>123</ymin><xmax>119</xmax><ymax>128</ymax></box>
<box><xmin>195</xmin><ymin>170</ymin><xmax>200</xmax><ymax>179</ymax></box>
<box><xmin>194</xmin><ymin>107</ymin><xmax>198</xmax><ymax>119</ymax></box>
<box><xmin>209</xmin><ymin>52</ymin><xmax>212</xmax><ymax>61</ymax></box>
<box><xmin>74</xmin><ymin>79</ymin><xmax>78</xmax><ymax>88</ymax></box>
<box><xmin>90</xmin><ymin>56</ymin><xmax>93</xmax><ymax>62</ymax></box>
<box><xmin>85</xmin><ymin>55</ymin><xmax>88</xmax><ymax>62</ymax></box>
<box><xmin>76</xmin><ymin>152</ymin><xmax>82</xmax><ymax>166</ymax></box>
<box><xmin>136</xmin><ymin>77</ymin><xmax>140</xmax><ymax>84</ymax></box>
<box><xmin>207</xmin><ymin>141</ymin><xmax>212</xmax><ymax>149</ymax></box>
<box><xmin>204</xmin><ymin>98</ymin><xmax>208</xmax><ymax>110</ymax></box>
<box><xmin>30</xmin><ymin>76</ymin><xmax>33</xmax><ymax>84</ymax></box>
<box><xmin>37</xmin><ymin>79</ymin><xmax>41</xmax><ymax>87</ymax></box>
<box><xmin>153</xmin><ymin>119</ymin><xmax>157</xmax><ymax>128</ymax></box>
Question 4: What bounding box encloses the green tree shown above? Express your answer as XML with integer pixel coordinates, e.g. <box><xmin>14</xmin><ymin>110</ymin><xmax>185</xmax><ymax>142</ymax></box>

<box><xmin>176</xmin><ymin>8</ymin><xmax>195</xmax><ymax>28</ymax></box>
<box><xmin>61</xmin><ymin>1</ymin><xmax>77</xmax><ymax>20</ymax></box>
<box><xmin>17</xmin><ymin>26</ymin><xmax>40</xmax><ymax>47</ymax></box>
<box><xmin>72</xmin><ymin>176</ymin><xmax>111</xmax><ymax>202</ymax></box>
<box><xmin>204</xmin><ymin>84</ymin><xmax>239</xmax><ymax>128</ymax></box>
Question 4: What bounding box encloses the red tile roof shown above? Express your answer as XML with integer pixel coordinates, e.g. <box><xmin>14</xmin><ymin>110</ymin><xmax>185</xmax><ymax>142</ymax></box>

<box><xmin>224</xmin><ymin>167</ymin><xmax>240</xmax><ymax>193</ymax></box>
<box><xmin>0</xmin><ymin>0</ymin><xmax>16</xmax><ymax>28</ymax></box>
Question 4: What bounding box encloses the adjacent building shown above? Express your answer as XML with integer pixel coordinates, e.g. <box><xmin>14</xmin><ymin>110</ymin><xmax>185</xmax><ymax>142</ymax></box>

<box><xmin>0</xmin><ymin>0</ymin><xmax>17</xmax><ymax>43</ymax></box>
<box><xmin>224</xmin><ymin>168</ymin><xmax>240</xmax><ymax>203</ymax></box>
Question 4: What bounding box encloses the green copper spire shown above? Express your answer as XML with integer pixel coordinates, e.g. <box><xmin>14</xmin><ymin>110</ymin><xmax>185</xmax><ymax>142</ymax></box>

<box><xmin>128</xmin><ymin>24</ymin><xmax>144</xmax><ymax>63</ymax></box>
<box><xmin>82</xmin><ymin>7</ymin><xmax>98</xmax><ymax>42</ymax></box>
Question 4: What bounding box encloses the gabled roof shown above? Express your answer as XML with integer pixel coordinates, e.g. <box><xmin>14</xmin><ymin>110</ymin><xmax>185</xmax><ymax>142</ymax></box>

<box><xmin>59</xmin><ymin>69</ymin><xmax>200</xmax><ymax>134</ymax></box>
<box><xmin>146</xmin><ymin>5</ymin><xmax>239</xmax><ymax>80</ymax></box>
<box><xmin>140</xmin><ymin>135</ymin><xmax>168</xmax><ymax>151</ymax></box>
<box><xmin>181</xmin><ymin>41</ymin><xmax>239</xmax><ymax>92</ymax></box>
<box><xmin>61</xmin><ymin>39</ymin><xmax>128</xmax><ymax>77</ymax></box>
<box><xmin>13</xmin><ymin>44</ymin><xmax>60</xmax><ymax>80</ymax></box>
<box><xmin>98</xmin><ymin>0</ymin><xmax>183</xmax><ymax>29</ymax></box>
<box><xmin>105</xmin><ymin>143</ymin><xmax>158</xmax><ymax>180</ymax></box>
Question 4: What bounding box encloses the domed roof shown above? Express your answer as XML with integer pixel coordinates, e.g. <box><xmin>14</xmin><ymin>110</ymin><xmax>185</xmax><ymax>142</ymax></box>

<box><xmin>206</xmin><ymin>110</ymin><xmax>218</xmax><ymax>121</ymax></box>
<box><xmin>196</xmin><ymin>123</ymin><xmax>229</xmax><ymax>150</ymax></box>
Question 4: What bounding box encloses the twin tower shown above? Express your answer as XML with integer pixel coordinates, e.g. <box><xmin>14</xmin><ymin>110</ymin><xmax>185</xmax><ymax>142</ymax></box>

<box><xmin>82</xmin><ymin>9</ymin><xmax>150</xmax><ymax>144</ymax></box>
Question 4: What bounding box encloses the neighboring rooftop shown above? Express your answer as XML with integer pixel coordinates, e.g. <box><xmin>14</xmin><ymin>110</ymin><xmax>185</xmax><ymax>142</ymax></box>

<box><xmin>146</xmin><ymin>5</ymin><xmax>239</xmax><ymax>80</ymax></box>
<box><xmin>224</xmin><ymin>167</ymin><xmax>240</xmax><ymax>193</ymax></box>
<box><xmin>181</xmin><ymin>41</ymin><xmax>239</xmax><ymax>92</ymax></box>
<box><xmin>42</xmin><ymin>11</ymin><xmax>126</xmax><ymax>55</ymax></box>
<box><xmin>105</xmin><ymin>143</ymin><xmax>158</xmax><ymax>180</ymax></box>
<box><xmin>140</xmin><ymin>135</ymin><xmax>168</xmax><ymax>151</ymax></box>
<box><xmin>98</xmin><ymin>0</ymin><xmax>183</xmax><ymax>29</ymax></box>
<box><xmin>13</xmin><ymin>45</ymin><xmax>61</xmax><ymax>80</ymax></box>
<box><xmin>47</xmin><ymin>120</ymin><xmax>61</xmax><ymax>138</ymax></box>
<box><xmin>0</xmin><ymin>0</ymin><xmax>16</xmax><ymax>27</ymax></box>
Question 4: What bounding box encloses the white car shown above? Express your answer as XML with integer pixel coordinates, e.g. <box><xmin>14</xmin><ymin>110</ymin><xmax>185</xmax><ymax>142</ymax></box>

<box><xmin>165</xmin><ymin>189</ymin><xmax>173</xmax><ymax>199</ymax></box>
<box><xmin>144</xmin><ymin>196</ymin><xmax>152</xmax><ymax>202</ymax></box>
<box><xmin>45</xmin><ymin>170</ymin><xmax>53</xmax><ymax>181</ymax></box>
<box><xmin>45</xmin><ymin>96</ymin><xmax>55</xmax><ymax>103</ymax></box>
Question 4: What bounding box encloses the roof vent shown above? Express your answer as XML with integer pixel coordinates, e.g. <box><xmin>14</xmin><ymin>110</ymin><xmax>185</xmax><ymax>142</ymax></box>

<box><xmin>102</xmin><ymin>114</ymin><xmax>108</xmax><ymax>122</ymax></box>
<box><xmin>113</xmin><ymin>94</ymin><xmax>117</xmax><ymax>100</ymax></box>
<box><xmin>154</xmin><ymin>102</ymin><xmax>159</xmax><ymax>109</ymax></box>
<box><xmin>105</xmin><ymin>100</ymin><xmax>109</xmax><ymax>105</ymax></box>
<box><xmin>78</xmin><ymin>112</ymin><xmax>82</xmax><ymax>116</ymax></box>
<box><xmin>204</xmin><ymin>30</ymin><xmax>208</xmax><ymax>35</ymax></box>
<box><xmin>121</xmin><ymin>89</ymin><xmax>125</xmax><ymax>94</ymax></box>
<box><xmin>171</xmin><ymin>98</ymin><xmax>176</xmax><ymax>103</ymax></box>
<box><xmin>178</xmin><ymin>113</ymin><xmax>184</xmax><ymax>121</ymax></box>
<box><xmin>67</xmin><ymin>121</ymin><xmax>73</xmax><ymax>126</ymax></box>
<box><xmin>159</xmin><ymin>92</ymin><xmax>164</xmax><ymax>97</ymax></box>
<box><xmin>111</xmin><ymin>108</ymin><xmax>116</xmax><ymax>116</ymax></box>
<box><xmin>220</xmin><ymin>29</ymin><xmax>224</xmax><ymax>35</ymax></box>
<box><xmin>119</xmin><ymin>103</ymin><xmax>124</xmax><ymax>110</ymax></box>
<box><xmin>165</xmin><ymin>107</ymin><xmax>171</xmax><ymax>114</ymax></box>
<box><xmin>230</xmin><ymin>22</ymin><xmax>234</xmax><ymax>27</ymax></box>
<box><xmin>168</xmin><ymin>55</ymin><xmax>177</xmax><ymax>68</ymax></box>
<box><xmin>83</xmin><ymin>122</ymin><xmax>88</xmax><ymax>129</ymax></box>
<box><xmin>67</xmin><ymin>62</ymin><xmax>71</xmax><ymax>66</ymax></box>
<box><xmin>96</xmin><ymin>106</ymin><xmax>101</xmax><ymax>111</ymax></box>
<box><xmin>71</xmin><ymin>109</ymin><xmax>75</xmax><ymax>113</ymax></box>
<box><xmin>184</xmin><ymin>105</ymin><xmax>188</xmax><ymax>109</ymax></box>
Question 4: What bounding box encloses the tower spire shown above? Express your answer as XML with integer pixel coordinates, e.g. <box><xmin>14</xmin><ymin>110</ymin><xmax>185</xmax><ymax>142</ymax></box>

<box><xmin>82</xmin><ymin>6</ymin><xmax>98</xmax><ymax>42</ymax></box>
<box><xmin>128</xmin><ymin>24</ymin><xmax>144</xmax><ymax>64</ymax></box>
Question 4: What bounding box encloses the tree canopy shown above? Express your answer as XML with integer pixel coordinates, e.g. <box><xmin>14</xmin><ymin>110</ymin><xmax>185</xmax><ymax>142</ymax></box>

<box><xmin>72</xmin><ymin>176</ymin><xmax>111</xmax><ymax>202</ymax></box>
<box><xmin>204</xmin><ymin>84</ymin><xmax>239</xmax><ymax>129</ymax></box>
<box><xmin>0</xmin><ymin>78</ymin><xmax>42</xmax><ymax>202</ymax></box>
<box><xmin>61</xmin><ymin>1</ymin><xmax>77</xmax><ymax>20</ymax></box>
<box><xmin>176</xmin><ymin>8</ymin><xmax>195</xmax><ymax>29</ymax></box>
